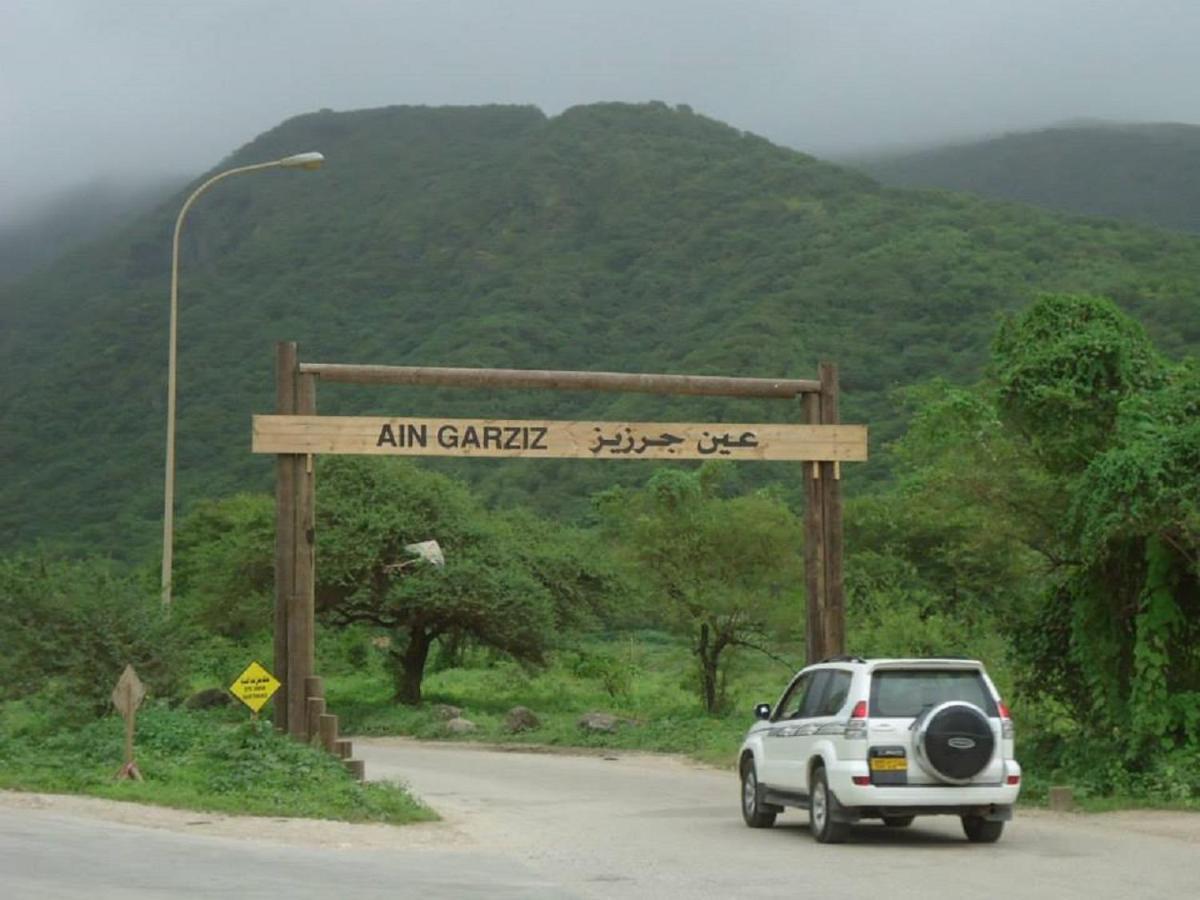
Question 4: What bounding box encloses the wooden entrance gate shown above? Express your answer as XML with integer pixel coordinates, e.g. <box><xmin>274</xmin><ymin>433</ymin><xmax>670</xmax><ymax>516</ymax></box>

<box><xmin>254</xmin><ymin>342</ymin><xmax>867</xmax><ymax>739</ymax></box>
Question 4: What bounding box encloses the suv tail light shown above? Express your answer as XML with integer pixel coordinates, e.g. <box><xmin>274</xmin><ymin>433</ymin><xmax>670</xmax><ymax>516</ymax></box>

<box><xmin>845</xmin><ymin>700</ymin><xmax>868</xmax><ymax>740</ymax></box>
<box><xmin>999</xmin><ymin>700</ymin><xmax>1014</xmax><ymax>740</ymax></box>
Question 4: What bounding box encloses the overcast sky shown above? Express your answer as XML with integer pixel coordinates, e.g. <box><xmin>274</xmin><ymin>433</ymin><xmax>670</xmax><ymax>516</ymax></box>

<box><xmin>4</xmin><ymin>0</ymin><xmax>1200</xmax><ymax>220</ymax></box>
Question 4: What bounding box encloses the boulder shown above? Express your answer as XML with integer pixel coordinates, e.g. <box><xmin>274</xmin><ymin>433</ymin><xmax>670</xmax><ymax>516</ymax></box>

<box><xmin>504</xmin><ymin>706</ymin><xmax>541</xmax><ymax>733</ymax></box>
<box><xmin>432</xmin><ymin>703</ymin><xmax>463</xmax><ymax>721</ymax></box>
<box><xmin>184</xmin><ymin>687</ymin><xmax>234</xmax><ymax>710</ymax></box>
<box><xmin>577</xmin><ymin>711</ymin><xmax>631</xmax><ymax>733</ymax></box>
<box><xmin>445</xmin><ymin>716</ymin><xmax>477</xmax><ymax>735</ymax></box>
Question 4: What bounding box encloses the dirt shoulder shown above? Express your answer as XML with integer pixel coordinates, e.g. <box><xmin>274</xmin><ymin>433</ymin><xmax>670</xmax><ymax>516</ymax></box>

<box><xmin>0</xmin><ymin>788</ymin><xmax>461</xmax><ymax>851</ymax></box>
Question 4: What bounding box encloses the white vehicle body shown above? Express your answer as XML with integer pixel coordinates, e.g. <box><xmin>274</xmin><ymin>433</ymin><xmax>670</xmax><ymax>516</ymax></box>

<box><xmin>739</xmin><ymin>657</ymin><xmax>1021</xmax><ymax>843</ymax></box>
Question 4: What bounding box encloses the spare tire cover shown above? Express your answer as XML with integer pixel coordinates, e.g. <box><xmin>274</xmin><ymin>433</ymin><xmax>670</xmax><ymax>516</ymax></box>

<box><xmin>915</xmin><ymin>702</ymin><xmax>995</xmax><ymax>783</ymax></box>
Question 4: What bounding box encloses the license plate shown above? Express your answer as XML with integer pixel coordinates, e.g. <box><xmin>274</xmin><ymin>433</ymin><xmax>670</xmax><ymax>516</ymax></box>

<box><xmin>870</xmin><ymin>757</ymin><xmax>907</xmax><ymax>771</ymax></box>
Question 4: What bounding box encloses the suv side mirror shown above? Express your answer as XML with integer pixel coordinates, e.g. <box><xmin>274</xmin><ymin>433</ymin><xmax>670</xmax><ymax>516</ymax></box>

<box><xmin>754</xmin><ymin>703</ymin><xmax>772</xmax><ymax>721</ymax></box>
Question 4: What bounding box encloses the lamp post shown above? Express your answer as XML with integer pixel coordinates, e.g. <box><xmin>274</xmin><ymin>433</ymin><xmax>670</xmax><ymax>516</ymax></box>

<box><xmin>161</xmin><ymin>151</ymin><xmax>325</xmax><ymax>608</ymax></box>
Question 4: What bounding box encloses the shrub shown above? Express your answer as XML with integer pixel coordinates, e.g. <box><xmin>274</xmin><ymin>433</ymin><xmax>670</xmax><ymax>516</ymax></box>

<box><xmin>0</xmin><ymin>554</ymin><xmax>193</xmax><ymax>721</ymax></box>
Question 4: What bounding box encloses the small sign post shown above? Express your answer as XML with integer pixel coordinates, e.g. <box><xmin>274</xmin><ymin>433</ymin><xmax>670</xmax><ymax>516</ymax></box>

<box><xmin>230</xmin><ymin>661</ymin><xmax>282</xmax><ymax>722</ymax></box>
<box><xmin>111</xmin><ymin>665</ymin><xmax>146</xmax><ymax>781</ymax></box>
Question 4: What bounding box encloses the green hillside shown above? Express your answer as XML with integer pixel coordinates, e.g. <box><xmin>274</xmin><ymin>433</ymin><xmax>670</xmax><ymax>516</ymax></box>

<box><xmin>4</xmin><ymin>102</ymin><xmax>1200</xmax><ymax>558</ymax></box>
<box><xmin>0</xmin><ymin>176</ymin><xmax>183</xmax><ymax>283</ymax></box>
<box><xmin>857</xmin><ymin>122</ymin><xmax>1200</xmax><ymax>234</ymax></box>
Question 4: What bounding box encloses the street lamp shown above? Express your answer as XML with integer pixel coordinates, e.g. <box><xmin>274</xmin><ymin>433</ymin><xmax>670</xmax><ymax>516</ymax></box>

<box><xmin>161</xmin><ymin>151</ymin><xmax>325</xmax><ymax>607</ymax></box>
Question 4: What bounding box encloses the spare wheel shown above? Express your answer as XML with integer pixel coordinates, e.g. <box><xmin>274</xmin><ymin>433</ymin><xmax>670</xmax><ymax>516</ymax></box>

<box><xmin>914</xmin><ymin>701</ymin><xmax>995</xmax><ymax>784</ymax></box>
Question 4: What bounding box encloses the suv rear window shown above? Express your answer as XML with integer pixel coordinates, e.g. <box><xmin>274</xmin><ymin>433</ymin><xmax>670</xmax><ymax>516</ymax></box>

<box><xmin>869</xmin><ymin>669</ymin><xmax>997</xmax><ymax>718</ymax></box>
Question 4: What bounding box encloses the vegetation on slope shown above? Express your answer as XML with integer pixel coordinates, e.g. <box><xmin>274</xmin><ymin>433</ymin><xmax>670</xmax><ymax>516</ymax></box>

<box><xmin>3</xmin><ymin>104</ymin><xmax>1200</xmax><ymax>558</ymax></box>
<box><xmin>857</xmin><ymin>122</ymin><xmax>1200</xmax><ymax>234</ymax></box>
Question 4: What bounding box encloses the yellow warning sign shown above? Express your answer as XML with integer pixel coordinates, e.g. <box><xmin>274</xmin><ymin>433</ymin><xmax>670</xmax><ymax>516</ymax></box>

<box><xmin>229</xmin><ymin>661</ymin><xmax>281</xmax><ymax>714</ymax></box>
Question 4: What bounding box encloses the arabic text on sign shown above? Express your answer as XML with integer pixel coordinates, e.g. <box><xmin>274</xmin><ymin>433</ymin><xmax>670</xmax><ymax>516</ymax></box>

<box><xmin>229</xmin><ymin>661</ymin><xmax>281</xmax><ymax>713</ymax></box>
<box><xmin>253</xmin><ymin>416</ymin><xmax>868</xmax><ymax>462</ymax></box>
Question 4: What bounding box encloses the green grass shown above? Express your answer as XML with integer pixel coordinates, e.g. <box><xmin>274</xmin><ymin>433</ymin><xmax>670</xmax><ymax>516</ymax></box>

<box><xmin>327</xmin><ymin>631</ymin><xmax>799</xmax><ymax>767</ymax></box>
<box><xmin>0</xmin><ymin>703</ymin><xmax>435</xmax><ymax>825</ymax></box>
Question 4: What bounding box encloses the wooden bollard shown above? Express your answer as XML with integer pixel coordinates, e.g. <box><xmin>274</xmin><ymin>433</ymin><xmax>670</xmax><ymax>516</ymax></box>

<box><xmin>319</xmin><ymin>713</ymin><xmax>338</xmax><ymax>754</ymax></box>
<box><xmin>334</xmin><ymin>739</ymin><xmax>353</xmax><ymax>760</ymax></box>
<box><xmin>305</xmin><ymin>676</ymin><xmax>324</xmax><ymax>701</ymax></box>
<box><xmin>344</xmin><ymin>759</ymin><xmax>365</xmax><ymax>782</ymax></box>
<box><xmin>306</xmin><ymin>696</ymin><xmax>326</xmax><ymax>742</ymax></box>
<box><xmin>1048</xmin><ymin>786</ymin><xmax>1074</xmax><ymax>811</ymax></box>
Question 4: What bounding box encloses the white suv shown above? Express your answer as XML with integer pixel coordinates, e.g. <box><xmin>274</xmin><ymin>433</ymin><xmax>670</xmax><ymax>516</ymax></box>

<box><xmin>738</xmin><ymin>656</ymin><xmax>1020</xmax><ymax>843</ymax></box>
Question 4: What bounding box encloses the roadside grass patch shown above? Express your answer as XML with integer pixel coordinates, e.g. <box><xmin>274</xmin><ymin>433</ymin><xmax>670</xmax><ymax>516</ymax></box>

<box><xmin>0</xmin><ymin>703</ymin><xmax>434</xmax><ymax>825</ymax></box>
<box><xmin>328</xmin><ymin>632</ymin><xmax>798</xmax><ymax>767</ymax></box>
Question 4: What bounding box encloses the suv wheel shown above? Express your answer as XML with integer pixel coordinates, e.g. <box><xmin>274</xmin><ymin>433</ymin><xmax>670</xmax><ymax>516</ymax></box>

<box><xmin>809</xmin><ymin>767</ymin><xmax>850</xmax><ymax>844</ymax></box>
<box><xmin>740</xmin><ymin>758</ymin><xmax>776</xmax><ymax>828</ymax></box>
<box><xmin>962</xmin><ymin>815</ymin><xmax>1005</xmax><ymax>843</ymax></box>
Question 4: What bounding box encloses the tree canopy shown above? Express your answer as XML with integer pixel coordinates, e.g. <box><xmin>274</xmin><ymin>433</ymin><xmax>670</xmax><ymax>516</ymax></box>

<box><xmin>599</xmin><ymin>462</ymin><xmax>803</xmax><ymax>712</ymax></box>
<box><xmin>871</xmin><ymin>294</ymin><xmax>1200</xmax><ymax>763</ymax></box>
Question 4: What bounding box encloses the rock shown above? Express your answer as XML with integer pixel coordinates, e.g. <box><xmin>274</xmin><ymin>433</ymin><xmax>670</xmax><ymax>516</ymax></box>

<box><xmin>445</xmin><ymin>716</ymin><xmax>476</xmax><ymax>735</ymax></box>
<box><xmin>432</xmin><ymin>704</ymin><xmax>463</xmax><ymax>720</ymax></box>
<box><xmin>1048</xmin><ymin>786</ymin><xmax>1075</xmax><ymax>812</ymax></box>
<box><xmin>504</xmin><ymin>706</ymin><xmax>540</xmax><ymax>733</ymax></box>
<box><xmin>184</xmin><ymin>688</ymin><xmax>234</xmax><ymax>710</ymax></box>
<box><xmin>577</xmin><ymin>711</ymin><xmax>627</xmax><ymax>733</ymax></box>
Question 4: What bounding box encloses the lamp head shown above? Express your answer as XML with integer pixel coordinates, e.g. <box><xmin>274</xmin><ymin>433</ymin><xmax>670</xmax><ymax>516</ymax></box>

<box><xmin>278</xmin><ymin>151</ymin><xmax>325</xmax><ymax>171</ymax></box>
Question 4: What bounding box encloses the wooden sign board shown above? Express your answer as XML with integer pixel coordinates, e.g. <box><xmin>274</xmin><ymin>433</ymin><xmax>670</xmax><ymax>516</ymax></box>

<box><xmin>111</xmin><ymin>665</ymin><xmax>146</xmax><ymax>781</ymax></box>
<box><xmin>111</xmin><ymin>665</ymin><xmax>146</xmax><ymax>719</ymax></box>
<box><xmin>253</xmin><ymin>415</ymin><xmax>868</xmax><ymax>462</ymax></box>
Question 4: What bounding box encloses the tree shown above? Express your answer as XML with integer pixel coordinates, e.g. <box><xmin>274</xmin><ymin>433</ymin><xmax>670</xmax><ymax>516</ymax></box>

<box><xmin>599</xmin><ymin>463</ymin><xmax>803</xmax><ymax>713</ymax></box>
<box><xmin>992</xmin><ymin>292</ymin><xmax>1163</xmax><ymax>474</ymax></box>
<box><xmin>494</xmin><ymin>507</ymin><xmax>636</xmax><ymax>632</ymax></box>
<box><xmin>315</xmin><ymin>458</ymin><xmax>558</xmax><ymax>705</ymax></box>
<box><xmin>172</xmin><ymin>493</ymin><xmax>275</xmax><ymax>639</ymax></box>
<box><xmin>885</xmin><ymin>294</ymin><xmax>1199</xmax><ymax>759</ymax></box>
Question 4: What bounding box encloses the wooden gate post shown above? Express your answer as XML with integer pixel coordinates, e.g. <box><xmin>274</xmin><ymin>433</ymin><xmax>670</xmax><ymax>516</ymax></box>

<box><xmin>803</xmin><ymin>361</ymin><xmax>846</xmax><ymax>663</ymax></box>
<box><xmin>274</xmin><ymin>341</ymin><xmax>318</xmax><ymax>738</ymax></box>
<box><xmin>273</xmin><ymin>342</ymin><xmax>297</xmax><ymax>731</ymax></box>
<box><xmin>288</xmin><ymin>370</ymin><xmax>317</xmax><ymax>738</ymax></box>
<box><xmin>802</xmin><ymin>391</ymin><xmax>827</xmax><ymax>665</ymax></box>
<box><xmin>818</xmin><ymin>362</ymin><xmax>845</xmax><ymax>659</ymax></box>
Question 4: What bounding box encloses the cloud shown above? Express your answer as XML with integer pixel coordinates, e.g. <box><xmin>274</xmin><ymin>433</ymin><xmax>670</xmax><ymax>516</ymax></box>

<box><xmin>4</xmin><ymin>0</ymin><xmax>1199</xmax><ymax>221</ymax></box>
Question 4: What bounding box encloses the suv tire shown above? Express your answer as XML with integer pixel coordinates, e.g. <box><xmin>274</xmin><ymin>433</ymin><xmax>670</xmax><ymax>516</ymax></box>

<box><xmin>809</xmin><ymin>767</ymin><xmax>850</xmax><ymax>844</ymax></box>
<box><xmin>962</xmin><ymin>815</ymin><xmax>1004</xmax><ymax>843</ymax></box>
<box><xmin>740</xmin><ymin>758</ymin><xmax>776</xmax><ymax>828</ymax></box>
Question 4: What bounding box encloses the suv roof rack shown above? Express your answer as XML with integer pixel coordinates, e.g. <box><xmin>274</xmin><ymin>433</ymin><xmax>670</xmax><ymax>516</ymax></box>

<box><xmin>819</xmin><ymin>654</ymin><xmax>866</xmax><ymax>664</ymax></box>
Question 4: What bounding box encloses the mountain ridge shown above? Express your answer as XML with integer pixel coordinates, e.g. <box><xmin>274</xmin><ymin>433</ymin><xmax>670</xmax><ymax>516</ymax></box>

<box><xmin>3</xmin><ymin>102</ymin><xmax>1200</xmax><ymax>558</ymax></box>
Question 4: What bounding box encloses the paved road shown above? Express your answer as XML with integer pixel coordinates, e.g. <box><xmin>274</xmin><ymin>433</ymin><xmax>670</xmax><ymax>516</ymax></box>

<box><xmin>361</xmin><ymin>739</ymin><xmax>1200</xmax><ymax>900</ymax></box>
<box><xmin>0</xmin><ymin>797</ymin><xmax>561</xmax><ymax>899</ymax></box>
<box><xmin>3</xmin><ymin>741</ymin><xmax>1199</xmax><ymax>899</ymax></box>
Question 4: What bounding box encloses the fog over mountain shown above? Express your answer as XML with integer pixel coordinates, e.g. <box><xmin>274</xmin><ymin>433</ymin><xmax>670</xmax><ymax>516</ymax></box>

<box><xmin>854</xmin><ymin>121</ymin><xmax>1200</xmax><ymax>236</ymax></box>
<box><xmin>5</xmin><ymin>0</ymin><xmax>1200</xmax><ymax>232</ymax></box>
